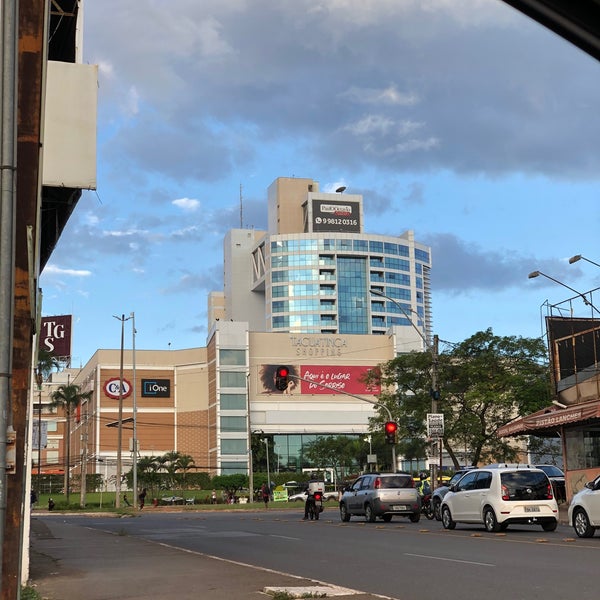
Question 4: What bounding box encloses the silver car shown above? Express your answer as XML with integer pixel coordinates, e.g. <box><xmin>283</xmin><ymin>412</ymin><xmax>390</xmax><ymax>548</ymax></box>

<box><xmin>339</xmin><ymin>473</ymin><xmax>420</xmax><ymax>523</ymax></box>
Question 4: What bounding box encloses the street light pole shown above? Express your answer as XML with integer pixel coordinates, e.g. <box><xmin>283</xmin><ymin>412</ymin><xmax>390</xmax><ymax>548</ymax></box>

<box><xmin>569</xmin><ymin>254</ymin><xmax>600</xmax><ymax>269</ymax></box>
<box><xmin>369</xmin><ymin>288</ymin><xmax>440</xmax><ymax>488</ymax></box>
<box><xmin>528</xmin><ymin>271</ymin><xmax>600</xmax><ymax>315</ymax></box>
<box><xmin>264</xmin><ymin>438</ymin><xmax>271</xmax><ymax>498</ymax></box>
<box><xmin>131</xmin><ymin>312</ymin><xmax>137</xmax><ymax>510</ymax></box>
<box><xmin>113</xmin><ymin>314</ymin><xmax>132</xmax><ymax>508</ymax></box>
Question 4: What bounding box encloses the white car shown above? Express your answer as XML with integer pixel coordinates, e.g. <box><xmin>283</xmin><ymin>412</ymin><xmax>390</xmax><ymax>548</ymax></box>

<box><xmin>287</xmin><ymin>490</ymin><xmax>339</xmax><ymax>502</ymax></box>
<box><xmin>441</xmin><ymin>465</ymin><xmax>559</xmax><ymax>533</ymax></box>
<box><xmin>568</xmin><ymin>474</ymin><xmax>600</xmax><ymax>537</ymax></box>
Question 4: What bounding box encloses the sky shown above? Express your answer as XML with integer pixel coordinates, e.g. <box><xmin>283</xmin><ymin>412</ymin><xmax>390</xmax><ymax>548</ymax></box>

<box><xmin>40</xmin><ymin>0</ymin><xmax>600</xmax><ymax>366</ymax></box>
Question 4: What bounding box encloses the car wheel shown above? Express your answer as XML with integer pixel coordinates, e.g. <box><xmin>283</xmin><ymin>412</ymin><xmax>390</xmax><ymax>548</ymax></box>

<box><xmin>365</xmin><ymin>504</ymin><xmax>376</xmax><ymax>523</ymax></box>
<box><xmin>432</xmin><ymin>498</ymin><xmax>442</xmax><ymax>521</ymax></box>
<box><xmin>484</xmin><ymin>507</ymin><xmax>501</xmax><ymax>533</ymax></box>
<box><xmin>409</xmin><ymin>512</ymin><xmax>420</xmax><ymax>523</ymax></box>
<box><xmin>541</xmin><ymin>520</ymin><xmax>557</xmax><ymax>532</ymax></box>
<box><xmin>441</xmin><ymin>506</ymin><xmax>456</xmax><ymax>530</ymax></box>
<box><xmin>382</xmin><ymin>515</ymin><xmax>392</xmax><ymax>522</ymax></box>
<box><xmin>573</xmin><ymin>508</ymin><xmax>595</xmax><ymax>538</ymax></box>
<box><xmin>340</xmin><ymin>503</ymin><xmax>351</xmax><ymax>522</ymax></box>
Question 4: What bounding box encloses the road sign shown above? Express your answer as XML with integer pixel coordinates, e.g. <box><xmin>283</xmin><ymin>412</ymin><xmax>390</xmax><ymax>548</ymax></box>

<box><xmin>427</xmin><ymin>413</ymin><xmax>444</xmax><ymax>438</ymax></box>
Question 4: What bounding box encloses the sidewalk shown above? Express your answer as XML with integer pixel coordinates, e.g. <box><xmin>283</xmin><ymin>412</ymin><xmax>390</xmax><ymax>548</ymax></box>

<box><xmin>29</xmin><ymin>516</ymin><xmax>391</xmax><ymax>600</ymax></box>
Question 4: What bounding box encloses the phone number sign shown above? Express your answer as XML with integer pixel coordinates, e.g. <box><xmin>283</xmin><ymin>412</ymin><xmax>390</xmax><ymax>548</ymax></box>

<box><xmin>427</xmin><ymin>413</ymin><xmax>444</xmax><ymax>438</ymax></box>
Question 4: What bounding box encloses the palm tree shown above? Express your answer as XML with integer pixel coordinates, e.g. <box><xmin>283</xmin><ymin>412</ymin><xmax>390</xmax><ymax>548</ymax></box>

<box><xmin>50</xmin><ymin>384</ymin><xmax>92</xmax><ymax>502</ymax></box>
<box><xmin>175</xmin><ymin>454</ymin><xmax>195</xmax><ymax>489</ymax></box>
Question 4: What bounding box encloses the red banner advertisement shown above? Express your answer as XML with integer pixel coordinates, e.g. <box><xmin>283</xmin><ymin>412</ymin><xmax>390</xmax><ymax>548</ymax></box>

<box><xmin>39</xmin><ymin>315</ymin><xmax>72</xmax><ymax>357</ymax></box>
<box><xmin>300</xmin><ymin>365</ymin><xmax>380</xmax><ymax>395</ymax></box>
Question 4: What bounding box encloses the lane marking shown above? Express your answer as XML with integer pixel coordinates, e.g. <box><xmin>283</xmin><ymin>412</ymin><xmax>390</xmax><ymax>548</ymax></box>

<box><xmin>405</xmin><ymin>553</ymin><xmax>495</xmax><ymax>567</ymax></box>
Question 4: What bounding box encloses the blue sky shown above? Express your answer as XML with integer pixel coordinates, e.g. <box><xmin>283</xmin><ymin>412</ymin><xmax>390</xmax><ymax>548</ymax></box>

<box><xmin>40</xmin><ymin>0</ymin><xmax>600</xmax><ymax>366</ymax></box>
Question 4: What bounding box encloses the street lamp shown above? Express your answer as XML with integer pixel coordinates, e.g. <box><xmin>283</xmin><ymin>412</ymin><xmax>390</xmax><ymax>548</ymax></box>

<box><xmin>369</xmin><ymin>288</ymin><xmax>440</xmax><ymax>488</ymax></box>
<box><xmin>113</xmin><ymin>313</ymin><xmax>132</xmax><ymax>508</ymax></box>
<box><xmin>528</xmin><ymin>271</ymin><xmax>599</xmax><ymax>315</ymax></box>
<box><xmin>569</xmin><ymin>254</ymin><xmax>600</xmax><ymax>269</ymax></box>
<box><xmin>131</xmin><ymin>312</ymin><xmax>138</xmax><ymax>509</ymax></box>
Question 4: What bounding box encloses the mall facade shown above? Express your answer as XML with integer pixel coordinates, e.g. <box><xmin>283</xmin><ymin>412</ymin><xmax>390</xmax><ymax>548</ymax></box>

<box><xmin>35</xmin><ymin>178</ymin><xmax>434</xmax><ymax>482</ymax></box>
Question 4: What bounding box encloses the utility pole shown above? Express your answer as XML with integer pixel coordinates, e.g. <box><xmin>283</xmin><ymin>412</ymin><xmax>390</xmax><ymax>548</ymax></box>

<box><xmin>113</xmin><ymin>314</ymin><xmax>132</xmax><ymax>509</ymax></box>
<box><xmin>132</xmin><ymin>313</ymin><xmax>137</xmax><ymax>510</ymax></box>
<box><xmin>430</xmin><ymin>335</ymin><xmax>440</xmax><ymax>491</ymax></box>
<box><xmin>79</xmin><ymin>402</ymin><xmax>89</xmax><ymax>507</ymax></box>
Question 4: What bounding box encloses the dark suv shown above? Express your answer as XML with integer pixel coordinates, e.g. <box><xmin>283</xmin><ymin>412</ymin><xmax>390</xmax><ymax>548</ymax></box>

<box><xmin>339</xmin><ymin>473</ymin><xmax>421</xmax><ymax>523</ymax></box>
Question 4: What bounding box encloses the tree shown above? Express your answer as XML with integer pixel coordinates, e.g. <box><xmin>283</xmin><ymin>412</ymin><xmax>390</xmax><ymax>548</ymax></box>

<box><xmin>212</xmin><ymin>474</ymin><xmax>248</xmax><ymax>501</ymax></box>
<box><xmin>303</xmin><ymin>435</ymin><xmax>365</xmax><ymax>484</ymax></box>
<box><xmin>36</xmin><ymin>347</ymin><xmax>59</xmax><ymax>381</ymax></box>
<box><xmin>373</xmin><ymin>329</ymin><xmax>551</xmax><ymax>468</ymax></box>
<box><xmin>50</xmin><ymin>383</ymin><xmax>93</xmax><ymax>502</ymax></box>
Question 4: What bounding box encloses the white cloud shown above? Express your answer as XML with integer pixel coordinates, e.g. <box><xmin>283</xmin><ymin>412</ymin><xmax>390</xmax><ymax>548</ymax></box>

<box><xmin>44</xmin><ymin>265</ymin><xmax>92</xmax><ymax>277</ymax></box>
<box><xmin>172</xmin><ymin>197</ymin><xmax>200</xmax><ymax>211</ymax></box>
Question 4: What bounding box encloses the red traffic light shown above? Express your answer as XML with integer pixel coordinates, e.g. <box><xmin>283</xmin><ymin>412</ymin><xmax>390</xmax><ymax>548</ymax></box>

<box><xmin>384</xmin><ymin>421</ymin><xmax>398</xmax><ymax>444</ymax></box>
<box><xmin>385</xmin><ymin>421</ymin><xmax>397</xmax><ymax>434</ymax></box>
<box><xmin>275</xmin><ymin>366</ymin><xmax>290</xmax><ymax>391</ymax></box>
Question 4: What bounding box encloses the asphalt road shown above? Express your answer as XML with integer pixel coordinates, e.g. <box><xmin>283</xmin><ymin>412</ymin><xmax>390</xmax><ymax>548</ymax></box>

<box><xmin>35</xmin><ymin>508</ymin><xmax>600</xmax><ymax>600</ymax></box>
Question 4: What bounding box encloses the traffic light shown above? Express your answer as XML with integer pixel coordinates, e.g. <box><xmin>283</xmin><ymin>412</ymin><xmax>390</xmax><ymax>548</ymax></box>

<box><xmin>275</xmin><ymin>366</ymin><xmax>290</xmax><ymax>391</ymax></box>
<box><xmin>384</xmin><ymin>421</ymin><xmax>398</xmax><ymax>445</ymax></box>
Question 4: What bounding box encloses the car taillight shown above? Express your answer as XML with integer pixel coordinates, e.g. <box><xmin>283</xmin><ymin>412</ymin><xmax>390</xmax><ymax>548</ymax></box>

<box><xmin>501</xmin><ymin>484</ymin><xmax>510</xmax><ymax>501</ymax></box>
<box><xmin>409</xmin><ymin>478</ymin><xmax>415</xmax><ymax>488</ymax></box>
<box><xmin>374</xmin><ymin>477</ymin><xmax>381</xmax><ymax>489</ymax></box>
<box><xmin>314</xmin><ymin>492</ymin><xmax>322</xmax><ymax>501</ymax></box>
<box><xmin>546</xmin><ymin>483</ymin><xmax>553</xmax><ymax>500</ymax></box>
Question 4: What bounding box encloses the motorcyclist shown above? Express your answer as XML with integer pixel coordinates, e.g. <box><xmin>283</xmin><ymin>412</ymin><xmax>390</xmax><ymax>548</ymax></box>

<box><xmin>302</xmin><ymin>479</ymin><xmax>320</xmax><ymax>520</ymax></box>
<box><xmin>416</xmin><ymin>472</ymin><xmax>431</xmax><ymax>497</ymax></box>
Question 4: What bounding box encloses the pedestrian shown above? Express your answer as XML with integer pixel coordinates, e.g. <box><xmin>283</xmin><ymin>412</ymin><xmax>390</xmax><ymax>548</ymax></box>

<box><xmin>261</xmin><ymin>483</ymin><xmax>269</xmax><ymax>509</ymax></box>
<box><xmin>211</xmin><ymin>489</ymin><xmax>217</xmax><ymax>504</ymax></box>
<box><xmin>138</xmin><ymin>488</ymin><xmax>147</xmax><ymax>509</ymax></box>
<box><xmin>48</xmin><ymin>498</ymin><xmax>55</xmax><ymax>511</ymax></box>
<box><xmin>123</xmin><ymin>493</ymin><xmax>131</xmax><ymax>507</ymax></box>
<box><xmin>30</xmin><ymin>490</ymin><xmax>38</xmax><ymax>508</ymax></box>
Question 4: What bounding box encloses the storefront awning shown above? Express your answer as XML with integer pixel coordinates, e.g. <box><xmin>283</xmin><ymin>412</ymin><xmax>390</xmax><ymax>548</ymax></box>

<box><xmin>497</xmin><ymin>399</ymin><xmax>600</xmax><ymax>437</ymax></box>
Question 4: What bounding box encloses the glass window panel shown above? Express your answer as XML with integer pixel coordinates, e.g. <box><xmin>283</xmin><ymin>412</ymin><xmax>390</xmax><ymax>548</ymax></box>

<box><xmin>219</xmin><ymin>349</ymin><xmax>246</xmax><ymax>366</ymax></box>
<box><xmin>221</xmin><ymin>439</ymin><xmax>247</xmax><ymax>455</ymax></box>
<box><xmin>221</xmin><ymin>461</ymin><xmax>247</xmax><ymax>474</ymax></box>
<box><xmin>220</xmin><ymin>394</ymin><xmax>246</xmax><ymax>410</ymax></box>
<box><xmin>369</xmin><ymin>241</ymin><xmax>383</xmax><ymax>253</ymax></box>
<box><xmin>221</xmin><ymin>416</ymin><xmax>247</xmax><ymax>432</ymax></box>
<box><xmin>219</xmin><ymin>372</ymin><xmax>247</xmax><ymax>388</ymax></box>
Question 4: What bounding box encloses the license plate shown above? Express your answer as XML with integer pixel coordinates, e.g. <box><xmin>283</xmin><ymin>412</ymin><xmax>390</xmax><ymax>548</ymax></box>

<box><xmin>524</xmin><ymin>506</ymin><xmax>540</xmax><ymax>513</ymax></box>
<box><xmin>392</xmin><ymin>505</ymin><xmax>408</xmax><ymax>511</ymax></box>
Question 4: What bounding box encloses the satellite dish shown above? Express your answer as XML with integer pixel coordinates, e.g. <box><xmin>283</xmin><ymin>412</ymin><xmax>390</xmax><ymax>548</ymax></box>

<box><xmin>335</xmin><ymin>186</ymin><xmax>346</xmax><ymax>193</ymax></box>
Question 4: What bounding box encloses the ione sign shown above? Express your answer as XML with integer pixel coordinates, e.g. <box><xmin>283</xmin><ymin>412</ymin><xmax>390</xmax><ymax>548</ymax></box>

<box><xmin>141</xmin><ymin>379</ymin><xmax>171</xmax><ymax>398</ymax></box>
<box><xmin>104</xmin><ymin>377</ymin><xmax>132</xmax><ymax>399</ymax></box>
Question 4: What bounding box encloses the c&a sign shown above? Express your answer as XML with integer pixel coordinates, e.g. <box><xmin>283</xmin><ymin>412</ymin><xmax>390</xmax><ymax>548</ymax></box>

<box><xmin>104</xmin><ymin>377</ymin><xmax>132</xmax><ymax>399</ymax></box>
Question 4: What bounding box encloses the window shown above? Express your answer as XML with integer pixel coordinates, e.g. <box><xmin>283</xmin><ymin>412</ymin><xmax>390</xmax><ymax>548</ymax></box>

<box><xmin>46</xmin><ymin>451</ymin><xmax>59</xmax><ymax>464</ymax></box>
<box><xmin>220</xmin><ymin>416</ymin><xmax>247</xmax><ymax>432</ymax></box>
<box><xmin>220</xmin><ymin>394</ymin><xmax>246</xmax><ymax>410</ymax></box>
<box><xmin>475</xmin><ymin>472</ymin><xmax>492</xmax><ymax>489</ymax></box>
<box><xmin>415</xmin><ymin>248</ymin><xmax>430</xmax><ymax>263</ymax></box>
<box><xmin>219</xmin><ymin>349</ymin><xmax>246</xmax><ymax>366</ymax></box>
<box><xmin>221</xmin><ymin>461</ymin><xmax>247</xmax><ymax>474</ymax></box>
<box><xmin>219</xmin><ymin>372</ymin><xmax>246</xmax><ymax>388</ymax></box>
<box><xmin>457</xmin><ymin>472</ymin><xmax>479</xmax><ymax>492</ymax></box>
<box><xmin>221</xmin><ymin>439</ymin><xmax>247</xmax><ymax>455</ymax></box>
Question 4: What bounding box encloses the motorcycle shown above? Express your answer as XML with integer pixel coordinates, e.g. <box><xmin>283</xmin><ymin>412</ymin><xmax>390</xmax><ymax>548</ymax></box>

<box><xmin>306</xmin><ymin>491</ymin><xmax>324</xmax><ymax>520</ymax></box>
<box><xmin>420</xmin><ymin>493</ymin><xmax>434</xmax><ymax>520</ymax></box>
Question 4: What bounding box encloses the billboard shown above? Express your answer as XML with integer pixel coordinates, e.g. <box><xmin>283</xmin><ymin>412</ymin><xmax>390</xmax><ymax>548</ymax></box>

<box><xmin>39</xmin><ymin>315</ymin><xmax>72</xmax><ymax>357</ymax></box>
<box><xmin>142</xmin><ymin>379</ymin><xmax>171</xmax><ymax>398</ymax></box>
<box><xmin>258</xmin><ymin>364</ymin><xmax>380</xmax><ymax>395</ymax></box>
<box><xmin>311</xmin><ymin>199</ymin><xmax>361</xmax><ymax>233</ymax></box>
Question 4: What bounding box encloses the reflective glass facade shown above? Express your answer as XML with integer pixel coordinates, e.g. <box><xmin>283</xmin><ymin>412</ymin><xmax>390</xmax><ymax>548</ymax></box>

<box><xmin>267</xmin><ymin>234</ymin><xmax>431</xmax><ymax>338</ymax></box>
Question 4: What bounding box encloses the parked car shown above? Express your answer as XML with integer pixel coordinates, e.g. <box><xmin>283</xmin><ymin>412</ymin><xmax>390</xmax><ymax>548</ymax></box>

<box><xmin>535</xmin><ymin>465</ymin><xmax>566</xmax><ymax>503</ymax></box>
<box><xmin>568</xmin><ymin>474</ymin><xmax>600</xmax><ymax>537</ymax></box>
<box><xmin>339</xmin><ymin>472</ymin><xmax>420</xmax><ymax>523</ymax></box>
<box><xmin>431</xmin><ymin>467</ymin><xmax>477</xmax><ymax>520</ymax></box>
<box><xmin>441</xmin><ymin>465</ymin><xmax>558</xmax><ymax>533</ymax></box>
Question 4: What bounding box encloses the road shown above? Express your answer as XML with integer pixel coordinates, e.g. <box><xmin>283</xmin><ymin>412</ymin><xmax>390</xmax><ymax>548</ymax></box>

<box><xmin>36</xmin><ymin>508</ymin><xmax>599</xmax><ymax>600</ymax></box>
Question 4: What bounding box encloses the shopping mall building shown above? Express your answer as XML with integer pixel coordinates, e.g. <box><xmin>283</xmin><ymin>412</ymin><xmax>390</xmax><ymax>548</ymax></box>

<box><xmin>35</xmin><ymin>177</ymin><xmax>433</xmax><ymax>482</ymax></box>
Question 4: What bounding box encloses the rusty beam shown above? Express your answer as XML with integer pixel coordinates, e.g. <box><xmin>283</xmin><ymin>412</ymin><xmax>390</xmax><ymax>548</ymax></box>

<box><xmin>2</xmin><ymin>0</ymin><xmax>46</xmax><ymax>597</ymax></box>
